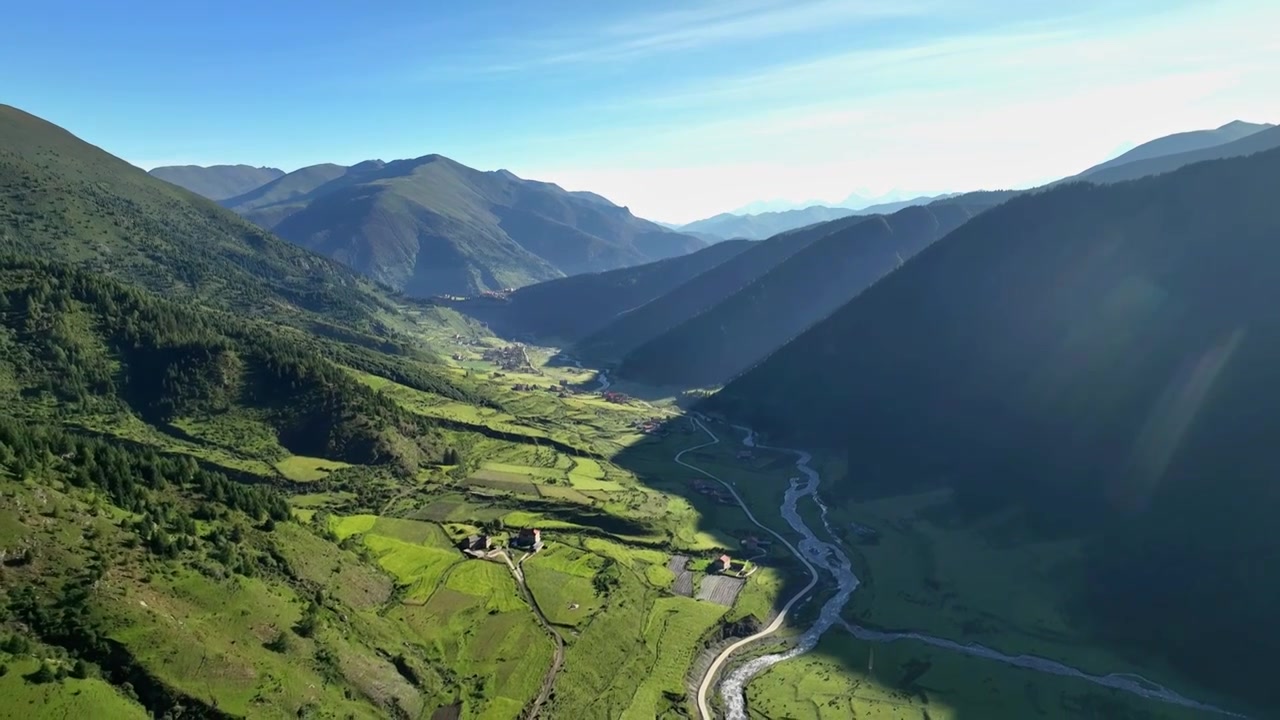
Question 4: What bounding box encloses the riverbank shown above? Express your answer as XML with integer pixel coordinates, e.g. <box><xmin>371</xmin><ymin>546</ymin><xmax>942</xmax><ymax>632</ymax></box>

<box><xmin>678</xmin><ymin>419</ymin><xmax>1245</xmax><ymax>719</ymax></box>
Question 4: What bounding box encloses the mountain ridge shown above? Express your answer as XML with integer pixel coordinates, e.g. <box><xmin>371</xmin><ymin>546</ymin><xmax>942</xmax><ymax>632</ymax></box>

<box><xmin>224</xmin><ymin>156</ymin><xmax>706</xmax><ymax>297</ymax></box>
<box><xmin>149</xmin><ymin>163</ymin><xmax>285</xmax><ymax>201</ymax></box>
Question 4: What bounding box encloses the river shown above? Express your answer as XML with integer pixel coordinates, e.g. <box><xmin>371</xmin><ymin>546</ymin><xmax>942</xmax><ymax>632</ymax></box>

<box><xmin>706</xmin><ymin>424</ymin><xmax>1245</xmax><ymax>719</ymax></box>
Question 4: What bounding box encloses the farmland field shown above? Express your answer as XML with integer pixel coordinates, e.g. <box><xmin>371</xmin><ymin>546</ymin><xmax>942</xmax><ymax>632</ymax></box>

<box><xmin>696</xmin><ymin>574</ymin><xmax>746</xmax><ymax>606</ymax></box>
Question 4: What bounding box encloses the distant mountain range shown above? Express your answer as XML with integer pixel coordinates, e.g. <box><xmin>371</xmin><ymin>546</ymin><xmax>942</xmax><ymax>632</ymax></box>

<box><xmin>679</xmin><ymin>193</ymin><xmax>958</xmax><ymax>240</ymax></box>
<box><xmin>678</xmin><ymin>120</ymin><xmax>1276</xmax><ymax>242</ymax></box>
<box><xmin>209</xmin><ymin>157</ymin><xmax>704</xmax><ymax>297</ymax></box>
<box><xmin>464</xmin><ymin>116</ymin><xmax>1278</xmax><ymax>396</ymax></box>
<box><xmin>149</xmin><ymin>164</ymin><xmax>285</xmax><ymax>201</ymax></box>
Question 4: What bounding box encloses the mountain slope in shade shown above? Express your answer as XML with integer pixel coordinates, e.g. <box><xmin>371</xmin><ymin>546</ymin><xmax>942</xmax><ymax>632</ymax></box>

<box><xmin>148</xmin><ymin>164</ymin><xmax>284</xmax><ymax>200</ymax></box>
<box><xmin>575</xmin><ymin>213</ymin><xmax>875</xmax><ymax>363</ymax></box>
<box><xmin>618</xmin><ymin>203</ymin><xmax>978</xmax><ymax>387</ymax></box>
<box><xmin>0</xmin><ymin>105</ymin><xmax>402</xmax><ymax>337</ymax></box>
<box><xmin>1076</xmin><ymin>120</ymin><xmax>1272</xmax><ymax>178</ymax></box>
<box><xmin>1078</xmin><ymin>124</ymin><xmax>1280</xmax><ymax>185</ymax></box>
<box><xmin>707</xmin><ymin>148</ymin><xmax>1280</xmax><ymax>710</ymax></box>
<box><xmin>225</xmin><ymin>157</ymin><xmax>705</xmax><ymax>297</ymax></box>
<box><xmin>452</xmin><ymin>239</ymin><xmax>752</xmax><ymax>342</ymax></box>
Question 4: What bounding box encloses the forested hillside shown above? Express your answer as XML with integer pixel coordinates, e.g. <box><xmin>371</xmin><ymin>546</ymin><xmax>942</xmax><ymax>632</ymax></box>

<box><xmin>453</xmin><ymin>239</ymin><xmax>752</xmax><ymax>342</ymax></box>
<box><xmin>708</xmin><ymin>147</ymin><xmax>1280</xmax><ymax>707</ymax></box>
<box><xmin>0</xmin><ymin>259</ymin><xmax>469</xmax><ymax>472</ymax></box>
<box><xmin>576</xmin><ymin>213</ymin><xmax>874</xmax><ymax>363</ymax></box>
<box><xmin>0</xmin><ymin>105</ymin><xmax>406</xmax><ymax>345</ymax></box>
<box><xmin>617</xmin><ymin>204</ymin><xmax>976</xmax><ymax>387</ymax></box>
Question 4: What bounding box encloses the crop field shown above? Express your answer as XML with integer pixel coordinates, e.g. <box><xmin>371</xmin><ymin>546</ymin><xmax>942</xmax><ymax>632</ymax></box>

<box><xmin>697</xmin><ymin>574</ymin><xmax>746</xmax><ymax>606</ymax></box>
<box><xmin>523</xmin><ymin>565</ymin><xmax>601</xmax><ymax>628</ymax></box>
<box><xmin>620</xmin><ymin>596</ymin><xmax>729</xmax><ymax>720</ymax></box>
<box><xmin>313</xmin><ymin>511</ymin><xmax>552</xmax><ymax>718</ymax></box>
<box><xmin>467</xmin><ymin>469</ymin><xmax>541</xmax><ymax>496</ymax></box>
<box><xmin>391</xmin><ymin>572</ymin><xmax>551</xmax><ymax>718</ymax></box>
<box><xmin>668</xmin><ymin>555</ymin><xmax>694</xmax><ymax>596</ymax></box>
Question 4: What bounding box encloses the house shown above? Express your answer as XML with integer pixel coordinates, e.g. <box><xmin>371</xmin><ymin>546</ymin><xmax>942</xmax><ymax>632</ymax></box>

<box><xmin>716</xmin><ymin>554</ymin><xmax>732</xmax><ymax>573</ymax></box>
<box><xmin>459</xmin><ymin>534</ymin><xmax>493</xmax><ymax>556</ymax></box>
<box><xmin>513</xmin><ymin>528</ymin><xmax>544</xmax><ymax>551</ymax></box>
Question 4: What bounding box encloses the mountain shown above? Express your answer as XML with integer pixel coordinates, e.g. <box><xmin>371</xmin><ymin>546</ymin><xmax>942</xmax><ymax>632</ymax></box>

<box><xmin>1076</xmin><ymin>124</ymin><xmax>1280</xmax><ymax>186</ymax></box>
<box><xmin>576</xmin><ymin>214</ymin><xmax>875</xmax><ymax>363</ymax></box>
<box><xmin>148</xmin><ymin>164</ymin><xmax>285</xmax><ymax>201</ymax></box>
<box><xmin>855</xmin><ymin>193</ymin><xmax>963</xmax><ymax>214</ymax></box>
<box><xmin>1075</xmin><ymin>120</ymin><xmax>1272</xmax><ymax>178</ymax></box>
<box><xmin>679</xmin><ymin>206</ymin><xmax>858</xmax><ymax>241</ymax></box>
<box><xmin>222</xmin><ymin>157</ymin><xmax>706</xmax><ymax>297</ymax></box>
<box><xmin>707</xmin><ymin>147</ymin><xmax>1280</xmax><ymax>709</ymax></box>
<box><xmin>617</xmin><ymin>203</ymin><xmax>978</xmax><ymax>387</ymax></box>
<box><xmin>452</xmin><ymin>239</ymin><xmax>752</xmax><ymax>342</ymax></box>
<box><xmin>0</xmin><ymin>105</ymin><xmax>409</xmax><ymax>343</ymax></box>
<box><xmin>680</xmin><ymin>193</ymin><xmax>959</xmax><ymax>240</ymax></box>
<box><xmin>730</xmin><ymin>198</ymin><xmax>829</xmax><ymax>214</ymax></box>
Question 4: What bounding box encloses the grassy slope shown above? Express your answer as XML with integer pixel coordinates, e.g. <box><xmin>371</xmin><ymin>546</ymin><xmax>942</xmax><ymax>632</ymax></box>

<box><xmin>0</xmin><ymin>105</ymin><xmax>407</xmax><ymax>340</ymax></box>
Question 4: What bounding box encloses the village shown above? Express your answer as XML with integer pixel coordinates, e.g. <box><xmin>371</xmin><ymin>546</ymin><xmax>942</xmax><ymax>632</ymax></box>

<box><xmin>457</xmin><ymin>525</ymin><xmax>756</xmax><ymax>611</ymax></box>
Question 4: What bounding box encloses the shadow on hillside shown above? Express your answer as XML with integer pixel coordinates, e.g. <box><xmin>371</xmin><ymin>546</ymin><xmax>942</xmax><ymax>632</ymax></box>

<box><xmin>603</xmin><ymin>413</ymin><xmax>1185</xmax><ymax>720</ymax></box>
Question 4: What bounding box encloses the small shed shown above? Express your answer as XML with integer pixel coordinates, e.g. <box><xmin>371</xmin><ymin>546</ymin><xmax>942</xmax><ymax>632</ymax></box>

<box><xmin>717</xmin><ymin>554</ymin><xmax>733</xmax><ymax>573</ymax></box>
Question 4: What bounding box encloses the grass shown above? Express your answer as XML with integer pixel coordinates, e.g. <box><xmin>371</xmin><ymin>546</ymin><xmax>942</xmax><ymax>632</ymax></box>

<box><xmin>0</xmin><ymin>657</ymin><xmax>148</xmax><ymax>719</ymax></box>
<box><xmin>621</xmin><ymin>596</ymin><xmax>728</xmax><ymax>720</ymax></box>
<box><xmin>363</xmin><ymin>534</ymin><xmax>462</xmax><ymax>602</ymax></box>
<box><xmin>109</xmin><ymin>569</ymin><xmax>377</xmax><ymax>718</ymax></box>
<box><xmin>744</xmin><ymin>631</ymin><xmax>1212</xmax><ymax>720</ymax></box>
<box><xmin>331</xmin><ymin>514</ymin><xmax>378</xmax><ymax>541</ymax></box>
<box><xmin>726</xmin><ymin>565</ymin><xmax>790</xmax><ymax>624</ymax></box>
<box><xmin>391</xmin><ymin>565</ymin><xmax>551</xmax><ymax>718</ymax></box>
<box><xmin>835</xmin><ymin>489</ymin><xmax>1201</xmax><ymax>690</ymax></box>
<box><xmin>273</xmin><ymin>454</ymin><xmax>352</xmax><ymax>482</ymax></box>
<box><xmin>524</xmin><ymin>566</ymin><xmax>601</xmax><ymax>628</ymax></box>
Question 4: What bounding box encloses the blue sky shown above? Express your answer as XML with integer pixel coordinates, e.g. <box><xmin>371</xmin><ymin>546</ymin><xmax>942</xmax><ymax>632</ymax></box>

<box><xmin>5</xmin><ymin>0</ymin><xmax>1278</xmax><ymax>222</ymax></box>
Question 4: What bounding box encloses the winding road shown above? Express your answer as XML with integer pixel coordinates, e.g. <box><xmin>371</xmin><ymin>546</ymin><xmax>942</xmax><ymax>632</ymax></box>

<box><xmin>678</xmin><ymin>419</ymin><xmax>1245</xmax><ymax>720</ymax></box>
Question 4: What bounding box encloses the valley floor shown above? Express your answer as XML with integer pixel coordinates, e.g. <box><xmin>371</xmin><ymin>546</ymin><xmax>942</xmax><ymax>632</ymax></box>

<box><xmin>1</xmin><ymin>323</ymin><xmax>1252</xmax><ymax>720</ymax></box>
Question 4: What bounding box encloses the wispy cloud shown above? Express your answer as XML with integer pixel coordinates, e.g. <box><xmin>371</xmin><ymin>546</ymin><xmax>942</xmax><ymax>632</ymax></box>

<box><xmin>486</xmin><ymin>0</ymin><xmax>933</xmax><ymax>71</ymax></box>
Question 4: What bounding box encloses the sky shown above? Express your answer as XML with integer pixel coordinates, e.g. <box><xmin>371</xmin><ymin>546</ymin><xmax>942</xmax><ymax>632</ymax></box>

<box><xmin>5</xmin><ymin>0</ymin><xmax>1279</xmax><ymax>223</ymax></box>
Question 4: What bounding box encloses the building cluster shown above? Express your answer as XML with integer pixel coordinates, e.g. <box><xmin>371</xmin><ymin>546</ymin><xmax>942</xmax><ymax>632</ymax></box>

<box><xmin>631</xmin><ymin>416</ymin><xmax>667</xmax><ymax>435</ymax></box>
<box><xmin>457</xmin><ymin>527</ymin><xmax>545</xmax><ymax>557</ymax></box>
<box><xmin>689</xmin><ymin>478</ymin><xmax>737</xmax><ymax>505</ymax></box>
<box><xmin>482</xmin><ymin>344</ymin><xmax>534</xmax><ymax>372</ymax></box>
<box><xmin>601</xmin><ymin>391</ymin><xmax>631</xmax><ymax>404</ymax></box>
